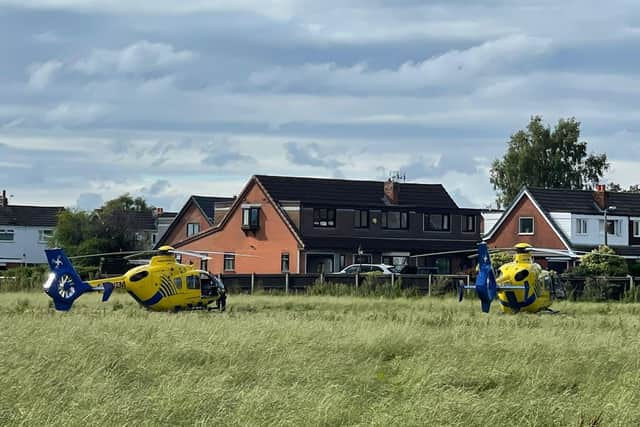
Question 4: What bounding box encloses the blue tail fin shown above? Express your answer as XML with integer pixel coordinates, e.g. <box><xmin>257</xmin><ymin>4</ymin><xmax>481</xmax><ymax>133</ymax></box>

<box><xmin>43</xmin><ymin>249</ymin><xmax>95</xmax><ymax>311</ymax></box>
<box><xmin>475</xmin><ymin>243</ymin><xmax>498</xmax><ymax>313</ymax></box>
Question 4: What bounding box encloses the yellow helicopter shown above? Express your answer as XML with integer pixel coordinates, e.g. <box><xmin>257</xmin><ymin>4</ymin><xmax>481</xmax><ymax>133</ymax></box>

<box><xmin>413</xmin><ymin>242</ymin><xmax>567</xmax><ymax>314</ymax></box>
<box><xmin>462</xmin><ymin>242</ymin><xmax>567</xmax><ymax>314</ymax></box>
<box><xmin>43</xmin><ymin>246</ymin><xmax>232</xmax><ymax>312</ymax></box>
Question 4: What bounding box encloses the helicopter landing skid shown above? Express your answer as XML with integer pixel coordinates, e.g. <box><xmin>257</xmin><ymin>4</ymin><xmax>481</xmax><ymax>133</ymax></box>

<box><xmin>539</xmin><ymin>308</ymin><xmax>560</xmax><ymax>315</ymax></box>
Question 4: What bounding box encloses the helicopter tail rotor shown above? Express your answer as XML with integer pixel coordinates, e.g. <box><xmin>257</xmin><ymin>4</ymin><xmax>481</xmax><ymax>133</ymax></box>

<box><xmin>43</xmin><ymin>249</ymin><xmax>112</xmax><ymax>311</ymax></box>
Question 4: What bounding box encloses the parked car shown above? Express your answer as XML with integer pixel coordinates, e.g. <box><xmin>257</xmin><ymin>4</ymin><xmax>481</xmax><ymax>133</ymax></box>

<box><xmin>336</xmin><ymin>264</ymin><xmax>398</xmax><ymax>275</ymax></box>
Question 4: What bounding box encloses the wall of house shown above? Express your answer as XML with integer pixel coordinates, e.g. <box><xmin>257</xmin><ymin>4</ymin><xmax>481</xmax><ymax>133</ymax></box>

<box><xmin>487</xmin><ymin>196</ymin><xmax>567</xmax><ymax>249</ymax></box>
<box><xmin>162</xmin><ymin>203</ymin><xmax>210</xmax><ymax>247</ymax></box>
<box><xmin>482</xmin><ymin>212</ymin><xmax>503</xmax><ymax>237</ymax></box>
<box><xmin>0</xmin><ymin>226</ymin><xmax>53</xmax><ymax>265</ymax></box>
<box><xmin>299</xmin><ymin>207</ymin><xmax>480</xmax><ymax>241</ymax></box>
<box><xmin>178</xmin><ymin>182</ymin><xmax>300</xmax><ymax>274</ymax></box>
<box><xmin>551</xmin><ymin>213</ymin><xmax>628</xmax><ymax>247</ymax></box>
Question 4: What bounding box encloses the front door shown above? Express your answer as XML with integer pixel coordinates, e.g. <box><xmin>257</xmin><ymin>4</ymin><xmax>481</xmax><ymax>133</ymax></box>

<box><xmin>307</xmin><ymin>254</ymin><xmax>335</xmax><ymax>273</ymax></box>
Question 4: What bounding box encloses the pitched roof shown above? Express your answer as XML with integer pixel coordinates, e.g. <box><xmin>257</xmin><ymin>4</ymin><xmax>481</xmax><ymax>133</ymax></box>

<box><xmin>525</xmin><ymin>187</ymin><xmax>640</xmax><ymax>216</ymax></box>
<box><xmin>154</xmin><ymin>195</ymin><xmax>235</xmax><ymax>248</ymax></box>
<box><xmin>527</xmin><ymin>188</ymin><xmax>601</xmax><ymax>215</ymax></box>
<box><xmin>192</xmin><ymin>196</ymin><xmax>235</xmax><ymax>224</ymax></box>
<box><xmin>0</xmin><ymin>205</ymin><xmax>64</xmax><ymax>227</ymax></box>
<box><xmin>255</xmin><ymin>175</ymin><xmax>460</xmax><ymax>210</ymax></box>
<box><xmin>128</xmin><ymin>211</ymin><xmax>156</xmax><ymax>230</ymax></box>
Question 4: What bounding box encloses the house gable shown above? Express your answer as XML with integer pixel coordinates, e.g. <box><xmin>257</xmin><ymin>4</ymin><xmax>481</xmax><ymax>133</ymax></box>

<box><xmin>158</xmin><ymin>199</ymin><xmax>211</xmax><ymax>247</ymax></box>
<box><xmin>485</xmin><ymin>192</ymin><xmax>569</xmax><ymax>250</ymax></box>
<box><xmin>175</xmin><ymin>178</ymin><xmax>302</xmax><ymax>273</ymax></box>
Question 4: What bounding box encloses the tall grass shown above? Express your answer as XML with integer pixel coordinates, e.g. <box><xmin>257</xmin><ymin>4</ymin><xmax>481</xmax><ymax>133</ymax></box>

<box><xmin>1</xmin><ymin>293</ymin><xmax>639</xmax><ymax>425</ymax></box>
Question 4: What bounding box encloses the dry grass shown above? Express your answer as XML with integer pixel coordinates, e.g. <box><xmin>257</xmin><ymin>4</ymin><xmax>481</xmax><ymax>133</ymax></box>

<box><xmin>1</xmin><ymin>292</ymin><xmax>639</xmax><ymax>426</ymax></box>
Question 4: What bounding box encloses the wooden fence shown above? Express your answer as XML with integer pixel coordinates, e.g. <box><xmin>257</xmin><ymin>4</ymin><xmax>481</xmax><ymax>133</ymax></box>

<box><xmin>218</xmin><ymin>273</ymin><xmax>471</xmax><ymax>296</ymax></box>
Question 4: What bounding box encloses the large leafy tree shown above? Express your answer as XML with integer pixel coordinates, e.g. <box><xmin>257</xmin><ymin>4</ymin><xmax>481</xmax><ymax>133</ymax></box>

<box><xmin>51</xmin><ymin>194</ymin><xmax>153</xmax><ymax>265</ymax></box>
<box><xmin>490</xmin><ymin>116</ymin><xmax>609</xmax><ymax>208</ymax></box>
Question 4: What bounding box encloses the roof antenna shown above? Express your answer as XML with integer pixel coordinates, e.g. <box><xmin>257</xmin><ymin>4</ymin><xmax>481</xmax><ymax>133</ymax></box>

<box><xmin>389</xmin><ymin>171</ymin><xmax>407</xmax><ymax>183</ymax></box>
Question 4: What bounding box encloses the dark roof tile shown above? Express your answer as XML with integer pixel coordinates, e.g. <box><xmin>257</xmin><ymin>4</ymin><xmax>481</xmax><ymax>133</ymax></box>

<box><xmin>0</xmin><ymin>205</ymin><xmax>64</xmax><ymax>227</ymax></box>
<box><xmin>256</xmin><ymin>175</ymin><xmax>460</xmax><ymax>210</ymax></box>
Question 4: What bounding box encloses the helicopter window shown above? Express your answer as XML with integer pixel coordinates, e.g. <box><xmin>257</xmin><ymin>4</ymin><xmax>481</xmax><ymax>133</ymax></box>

<box><xmin>186</xmin><ymin>275</ymin><xmax>200</xmax><ymax>289</ymax></box>
<box><xmin>130</xmin><ymin>271</ymin><xmax>149</xmax><ymax>282</ymax></box>
<box><xmin>174</xmin><ymin>277</ymin><xmax>183</xmax><ymax>289</ymax></box>
<box><xmin>514</xmin><ymin>269</ymin><xmax>530</xmax><ymax>282</ymax></box>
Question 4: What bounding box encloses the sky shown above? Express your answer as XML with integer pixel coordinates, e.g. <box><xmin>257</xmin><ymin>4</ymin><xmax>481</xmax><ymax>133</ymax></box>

<box><xmin>1</xmin><ymin>0</ymin><xmax>639</xmax><ymax>212</ymax></box>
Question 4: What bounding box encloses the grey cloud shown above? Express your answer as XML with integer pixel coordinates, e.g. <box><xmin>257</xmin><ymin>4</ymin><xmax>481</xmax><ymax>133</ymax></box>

<box><xmin>285</xmin><ymin>142</ymin><xmax>344</xmax><ymax>169</ymax></box>
<box><xmin>73</xmin><ymin>41</ymin><xmax>195</xmax><ymax>75</ymax></box>
<box><xmin>27</xmin><ymin>59</ymin><xmax>63</xmax><ymax>90</ymax></box>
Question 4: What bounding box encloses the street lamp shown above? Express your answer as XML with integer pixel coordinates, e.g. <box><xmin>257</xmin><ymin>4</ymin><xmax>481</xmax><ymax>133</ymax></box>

<box><xmin>603</xmin><ymin>206</ymin><xmax>617</xmax><ymax>246</ymax></box>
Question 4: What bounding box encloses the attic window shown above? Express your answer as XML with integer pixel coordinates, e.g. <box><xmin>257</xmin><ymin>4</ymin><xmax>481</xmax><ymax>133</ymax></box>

<box><xmin>242</xmin><ymin>207</ymin><xmax>260</xmax><ymax>231</ymax></box>
<box><xmin>518</xmin><ymin>217</ymin><xmax>534</xmax><ymax>235</ymax></box>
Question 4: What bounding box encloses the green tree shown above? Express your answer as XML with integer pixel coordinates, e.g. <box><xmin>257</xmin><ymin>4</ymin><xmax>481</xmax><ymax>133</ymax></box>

<box><xmin>51</xmin><ymin>194</ymin><xmax>153</xmax><ymax>265</ymax></box>
<box><xmin>490</xmin><ymin>116</ymin><xmax>609</xmax><ymax>208</ymax></box>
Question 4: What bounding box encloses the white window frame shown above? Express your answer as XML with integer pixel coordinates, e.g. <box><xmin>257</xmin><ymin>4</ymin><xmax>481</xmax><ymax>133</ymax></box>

<box><xmin>186</xmin><ymin>223</ymin><xmax>200</xmax><ymax>237</ymax></box>
<box><xmin>634</xmin><ymin>220</ymin><xmax>640</xmax><ymax>238</ymax></box>
<box><xmin>576</xmin><ymin>219</ymin><xmax>588</xmax><ymax>235</ymax></box>
<box><xmin>38</xmin><ymin>229</ymin><xmax>54</xmax><ymax>244</ymax></box>
<box><xmin>518</xmin><ymin>217</ymin><xmax>535</xmax><ymax>235</ymax></box>
<box><xmin>223</xmin><ymin>253</ymin><xmax>236</xmax><ymax>272</ymax></box>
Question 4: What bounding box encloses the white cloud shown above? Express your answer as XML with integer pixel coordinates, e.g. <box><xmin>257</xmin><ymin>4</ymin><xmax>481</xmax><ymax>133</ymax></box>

<box><xmin>249</xmin><ymin>35</ymin><xmax>552</xmax><ymax>93</ymax></box>
<box><xmin>44</xmin><ymin>103</ymin><xmax>108</xmax><ymax>124</ymax></box>
<box><xmin>27</xmin><ymin>60</ymin><xmax>63</xmax><ymax>90</ymax></box>
<box><xmin>74</xmin><ymin>41</ymin><xmax>195</xmax><ymax>75</ymax></box>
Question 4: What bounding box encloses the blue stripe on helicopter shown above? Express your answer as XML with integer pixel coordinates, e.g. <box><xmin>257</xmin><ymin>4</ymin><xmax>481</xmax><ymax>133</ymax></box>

<box><xmin>499</xmin><ymin>281</ymin><xmax>536</xmax><ymax>311</ymax></box>
<box><xmin>127</xmin><ymin>290</ymin><xmax>163</xmax><ymax>307</ymax></box>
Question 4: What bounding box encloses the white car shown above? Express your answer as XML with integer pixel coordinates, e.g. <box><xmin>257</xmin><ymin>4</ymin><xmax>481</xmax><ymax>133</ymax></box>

<box><xmin>336</xmin><ymin>264</ymin><xmax>398</xmax><ymax>275</ymax></box>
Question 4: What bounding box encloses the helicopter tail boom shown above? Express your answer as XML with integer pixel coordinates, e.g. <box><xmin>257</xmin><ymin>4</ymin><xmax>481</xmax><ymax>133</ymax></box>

<box><xmin>43</xmin><ymin>249</ymin><xmax>113</xmax><ymax>311</ymax></box>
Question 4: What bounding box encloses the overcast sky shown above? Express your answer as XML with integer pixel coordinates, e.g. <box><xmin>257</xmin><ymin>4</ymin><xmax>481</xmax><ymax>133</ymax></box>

<box><xmin>1</xmin><ymin>1</ymin><xmax>639</xmax><ymax>211</ymax></box>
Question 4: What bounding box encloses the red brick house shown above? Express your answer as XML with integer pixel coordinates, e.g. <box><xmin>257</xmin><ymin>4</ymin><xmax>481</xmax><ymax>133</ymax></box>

<box><xmin>484</xmin><ymin>185</ymin><xmax>640</xmax><ymax>271</ymax></box>
<box><xmin>167</xmin><ymin>175</ymin><xmax>482</xmax><ymax>274</ymax></box>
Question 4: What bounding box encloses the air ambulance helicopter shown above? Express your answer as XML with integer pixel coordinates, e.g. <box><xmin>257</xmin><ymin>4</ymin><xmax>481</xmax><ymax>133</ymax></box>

<box><xmin>43</xmin><ymin>246</ymin><xmax>242</xmax><ymax>312</ymax></box>
<box><xmin>412</xmin><ymin>242</ymin><xmax>568</xmax><ymax>314</ymax></box>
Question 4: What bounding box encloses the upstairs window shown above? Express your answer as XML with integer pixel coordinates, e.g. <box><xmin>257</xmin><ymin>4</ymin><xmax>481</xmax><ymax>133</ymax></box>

<box><xmin>576</xmin><ymin>219</ymin><xmax>588</xmax><ymax>235</ymax></box>
<box><xmin>634</xmin><ymin>220</ymin><xmax>640</xmax><ymax>238</ymax></box>
<box><xmin>242</xmin><ymin>207</ymin><xmax>261</xmax><ymax>231</ymax></box>
<box><xmin>519</xmin><ymin>217</ymin><xmax>534</xmax><ymax>235</ymax></box>
<box><xmin>224</xmin><ymin>253</ymin><xmax>235</xmax><ymax>272</ymax></box>
<box><xmin>382</xmin><ymin>211</ymin><xmax>408</xmax><ymax>229</ymax></box>
<box><xmin>425</xmin><ymin>214</ymin><xmax>450</xmax><ymax>232</ymax></box>
<box><xmin>313</xmin><ymin>208</ymin><xmax>336</xmax><ymax>227</ymax></box>
<box><xmin>0</xmin><ymin>229</ymin><xmax>14</xmax><ymax>242</ymax></box>
<box><xmin>187</xmin><ymin>223</ymin><xmax>200</xmax><ymax>237</ymax></box>
<box><xmin>462</xmin><ymin>215</ymin><xmax>476</xmax><ymax>233</ymax></box>
<box><xmin>39</xmin><ymin>229</ymin><xmax>54</xmax><ymax>243</ymax></box>
<box><xmin>599</xmin><ymin>219</ymin><xmax>621</xmax><ymax>236</ymax></box>
<box><xmin>354</xmin><ymin>210</ymin><xmax>369</xmax><ymax>228</ymax></box>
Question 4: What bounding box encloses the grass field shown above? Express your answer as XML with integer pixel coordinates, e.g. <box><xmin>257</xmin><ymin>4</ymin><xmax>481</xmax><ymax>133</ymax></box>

<box><xmin>1</xmin><ymin>293</ymin><xmax>639</xmax><ymax>426</ymax></box>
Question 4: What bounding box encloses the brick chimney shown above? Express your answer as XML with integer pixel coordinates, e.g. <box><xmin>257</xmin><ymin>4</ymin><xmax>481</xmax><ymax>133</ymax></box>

<box><xmin>593</xmin><ymin>184</ymin><xmax>607</xmax><ymax>210</ymax></box>
<box><xmin>384</xmin><ymin>179</ymin><xmax>400</xmax><ymax>204</ymax></box>
<box><xmin>0</xmin><ymin>190</ymin><xmax>7</xmax><ymax>207</ymax></box>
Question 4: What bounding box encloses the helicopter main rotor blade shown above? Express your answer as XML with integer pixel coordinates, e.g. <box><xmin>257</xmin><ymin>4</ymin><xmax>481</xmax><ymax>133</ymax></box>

<box><xmin>191</xmin><ymin>250</ymin><xmax>260</xmax><ymax>258</ymax></box>
<box><xmin>410</xmin><ymin>249</ymin><xmax>479</xmax><ymax>259</ymax></box>
<box><xmin>169</xmin><ymin>249</ymin><xmax>212</xmax><ymax>260</ymax></box>
<box><xmin>69</xmin><ymin>250</ymin><xmax>145</xmax><ymax>260</ymax></box>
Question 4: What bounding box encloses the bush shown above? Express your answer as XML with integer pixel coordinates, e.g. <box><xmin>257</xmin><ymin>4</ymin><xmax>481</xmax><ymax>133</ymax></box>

<box><xmin>0</xmin><ymin>266</ymin><xmax>49</xmax><ymax>292</ymax></box>
<box><xmin>572</xmin><ymin>246</ymin><xmax>628</xmax><ymax>277</ymax></box>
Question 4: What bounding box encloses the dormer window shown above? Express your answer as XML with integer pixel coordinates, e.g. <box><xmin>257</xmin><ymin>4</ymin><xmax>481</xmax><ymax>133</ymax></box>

<box><xmin>242</xmin><ymin>206</ymin><xmax>261</xmax><ymax>231</ymax></box>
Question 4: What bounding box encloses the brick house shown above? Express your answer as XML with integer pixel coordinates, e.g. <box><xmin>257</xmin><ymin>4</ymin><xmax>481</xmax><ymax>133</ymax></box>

<box><xmin>484</xmin><ymin>185</ymin><xmax>640</xmax><ymax>271</ymax></box>
<box><xmin>168</xmin><ymin>175</ymin><xmax>482</xmax><ymax>274</ymax></box>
